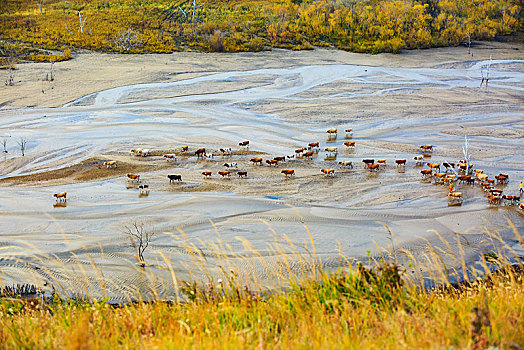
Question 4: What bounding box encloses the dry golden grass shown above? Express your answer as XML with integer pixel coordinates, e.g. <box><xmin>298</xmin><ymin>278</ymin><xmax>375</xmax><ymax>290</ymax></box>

<box><xmin>0</xmin><ymin>0</ymin><xmax>521</xmax><ymax>56</ymax></box>
<box><xmin>0</xmin><ymin>265</ymin><xmax>522</xmax><ymax>349</ymax></box>
<box><xmin>0</xmin><ymin>217</ymin><xmax>522</xmax><ymax>349</ymax></box>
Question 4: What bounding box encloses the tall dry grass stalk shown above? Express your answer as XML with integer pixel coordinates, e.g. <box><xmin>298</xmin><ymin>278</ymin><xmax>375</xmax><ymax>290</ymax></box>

<box><xmin>0</xmin><ymin>214</ymin><xmax>522</xmax><ymax>348</ymax></box>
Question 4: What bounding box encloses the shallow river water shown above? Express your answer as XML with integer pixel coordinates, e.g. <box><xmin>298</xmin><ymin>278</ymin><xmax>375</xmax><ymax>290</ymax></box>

<box><xmin>0</xmin><ymin>60</ymin><xmax>523</xmax><ymax>301</ymax></box>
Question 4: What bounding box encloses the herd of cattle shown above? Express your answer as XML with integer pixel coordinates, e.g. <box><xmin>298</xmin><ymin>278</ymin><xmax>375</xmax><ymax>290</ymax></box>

<box><xmin>52</xmin><ymin>127</ymin><xmax>523</xmax><ymax>212</ymax></box>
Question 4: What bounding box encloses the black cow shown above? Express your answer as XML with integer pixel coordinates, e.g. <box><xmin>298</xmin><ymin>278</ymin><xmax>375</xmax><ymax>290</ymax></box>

<box><xmin>168</xmin><ymin>174</ymin><xmax>182</xmax><ymax>183</ymax></box>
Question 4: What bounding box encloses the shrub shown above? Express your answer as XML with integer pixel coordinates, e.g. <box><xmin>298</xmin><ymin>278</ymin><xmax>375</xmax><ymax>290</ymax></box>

<box><xmin>208</xmin><ymin>30</ymin><xmax>225</xmax><ymax>52</ymax></box>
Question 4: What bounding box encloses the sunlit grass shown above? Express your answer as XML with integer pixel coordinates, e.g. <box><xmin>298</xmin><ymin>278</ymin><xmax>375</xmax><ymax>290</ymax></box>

<box><xmin>0</xmin><ymin>0</ymin><xmax>521</xmax><ymax>57</ymax></box>
<box><xmin>0</xmin><ymin>264</ymin><xmax>522</xmax><ymax>349</ymax></box>
<box><xmin>0</xmin><ymin>216</ymin><xmax>523</xmax><ymax>349</ymax></box>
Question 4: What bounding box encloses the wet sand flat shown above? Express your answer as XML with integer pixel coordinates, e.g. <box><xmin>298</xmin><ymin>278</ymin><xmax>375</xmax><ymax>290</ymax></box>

<box><xmin>0</xmin><ymin>42</ymin><xmax>523</xmax><ymax>300</ymax></box>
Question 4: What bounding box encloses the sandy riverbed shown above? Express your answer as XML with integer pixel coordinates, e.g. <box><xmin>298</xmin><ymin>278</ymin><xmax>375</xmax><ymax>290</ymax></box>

<box><xmin>0</xmin><ymin>42</ymin><xmax>523</xmax><ymax>301</ymax></box>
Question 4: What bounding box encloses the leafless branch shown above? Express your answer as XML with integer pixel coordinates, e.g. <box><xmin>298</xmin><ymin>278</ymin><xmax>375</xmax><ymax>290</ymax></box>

<box><xmin>78</xmin><ymin>12</ymin><xmax>87</xmax><ymax>33</ymax></box>
<box><xmin>178</xmin><ymin>6</ymin><xmax>188</xmax><ymax>19</ymax></box>
<box><xmin>125</xmin><ymin>222</ymin><xmax>155</xmax><ymax>267</ymax></box>
<box><xmin>3</xmin><ymin>51</ymin><xmax>16</xmax><ymax>87</ymax></box>
<box><xmin>1</xmin><ymin>137</ymin><xmax>8</xmax><ymax>154</ymax></box>
<box><xmin>465</xmin><ymin>31</ymin><xmax>472</xmax><ymax>56</ymax></box>
<box><xmin>65</xmin><ymin>23</ymin><xmax>74</xmax><ymax>34</ymax></box>
<box><xmin>480</xmin><ymin>56</ymin><xmax>492</xmax><ymax>89</ymax></box>
<box><xmin>18</xmin><ymin>138</ymin><xmax>27</xmax><ymax>156</ymax></box>
<box><xmin>462</xmin><ymin>136</ymin><xmax>471</xmax><ymax>175</ymax></box>
<box><xmin>36</xmin><ymin>0</ymin><xmax>45</xmax><ymax>14</ymax></box>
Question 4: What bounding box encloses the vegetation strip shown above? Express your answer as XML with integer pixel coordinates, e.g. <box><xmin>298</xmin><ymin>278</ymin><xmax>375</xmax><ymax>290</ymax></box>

<box><xmin>0</xmin><ymin>264</ymin><xmax>522</xmax><ymax>348</ymax></box>
<box><xmin>1</xmin><ymin>0</ymin><xmax>521</xmax><ymax>62</ymax></box>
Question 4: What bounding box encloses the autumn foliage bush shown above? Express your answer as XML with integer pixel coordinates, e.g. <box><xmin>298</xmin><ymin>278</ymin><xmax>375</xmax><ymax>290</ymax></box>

<box><xmin>0</xmin><ymin>0</ymin><xmax>521</xmax><ymax>56</ymax></box>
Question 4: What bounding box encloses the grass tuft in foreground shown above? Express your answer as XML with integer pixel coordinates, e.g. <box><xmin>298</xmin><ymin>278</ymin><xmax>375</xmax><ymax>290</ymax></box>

<box><xmin>0</xmin><ymin>263</ymin><xmax>522</xmax><ymax>349</ymax></box>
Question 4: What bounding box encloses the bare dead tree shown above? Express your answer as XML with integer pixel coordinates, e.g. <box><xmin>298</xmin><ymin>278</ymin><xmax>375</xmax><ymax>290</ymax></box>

<box><xmin>44</xmin><ymin>61</ymin><xmax>55</xmax><ymax>81</ymax></box>
<box><xmin>36</xmin><ymin>0</ymin><xmax>45</xmax><ymax>14</ymax></box>
<box><xmin>190</xmin><ymin>0</ymin><xmax>203</xmax><ymax>39</ymax></box>
<box><xmin>6</xmin><ymin>68</ymin><xmax>14</xmax><ymax>86</ymax></box>
<box><xmin>462</xmin><ymin>136</ymin><xmax>471</xmax><ymax>175</ymax></box>
<box><xmin>64</xmin><ymin>23</ymin><xmax>74</xmax><ymax>34</ymax></box>
<box><xmin>18</xmin><ymin>138</ymin><xmax>27</xmax><ymax>156</ymax></box>
<box><xmin>480</xmin><ymin>56</ymin><xmax>492</xmax><ymax>89</ymax></box>
<box><xmin>465</xmin><ymin>31</ymin><xmax>472</xmax><ymax>56</ymax></box>
<box><xmin>78</xmin><ymin>12</ymin><xmax>87</xmax><ymax>33</ymax></box>
<box><xmin>49</xmin><ymin>61</ymin><xmax>54</xmax><ymax>81</ymax></box>
<box><xmin>125</xmin><ymin>222</ymin><xmax>155</xmax><ymax>268</ymax></box>
<box><xmin>178</xmin><ymin>5</ymin><xmax>188</xmax><ymax>20</ymax></box>
<box><xmin>3</xmin><ymin>50</ymin><xmax>16</xmax><ymax>86</ymax></box>
<box><xmin>1</xmin><ymin>137</ymin><xmax>8</xmax><ymax>153</ymax></box>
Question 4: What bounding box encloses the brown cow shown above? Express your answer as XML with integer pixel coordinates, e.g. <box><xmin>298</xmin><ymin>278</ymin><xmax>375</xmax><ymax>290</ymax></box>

<box><xmin>458</xmin><ymin>163</ymin><xmax>473</xmax><ymax>172</ymax></box>
<box><xmin>126</xmin><ymin>173</ymin><xmax>140</xmax><ymax>182</ymax></box>
<box><xmin>53</xmin><ymin>192</ymin><xmax>67</xmax><ymax>202</ymax></box>
<box><xmin>427</xmin><ymin>163</ymin><xmax>440</xmax><ymax>172</ymax></box>
<box><xmin>338</xmin><ymin>161</ymin><xmax>353</xmax><ymax>168</ymax></box>
<box><xmin>239</xmin><ymin>140</ymin><xmax>250</xmax><ymax>147</ymax></box>
<box><xmin>443</xmin><ymin>175</ymin><xmax>456</xmax><ymax>184</ymax></box>
<box><xmin>104</xmin><ymin>160</ymin><xmax>117</xmax><ymax>168</ymax></box>
<box><xmin>281</xmin><ymin>169</ymin><xmax>295</xmax><ymax>177</ymax></box>
<box><xmin>237</xmin><ymin>171</ymin><xmax>248</xmax><ymax>178</ymax></box>
<box><xmin>303</xmin><ymin>150</ymin><xmax>314</xmax><ymax>159</ymax></box>
<box><xmin>421</xmin><ymin>169</ymin><xmax>432</xmax><ymax>178</ymax></box>
<box><xmin>295</xmin><ymin>148</ymin><xmax>306</xmax><ymax>155</ymax></box>
<box><xmin>395</xmin><ymin>159</ymin><xmax>406</xmax><ymax>166</ymax></box>
<box><xmin>420</xmin><ymin>144</ymin><xmax>433</xmax><ymax>152</ymax></box>
<box><xmin>202</xmin><ymin>171</ymin><xmax>212</xmax><ymax>178</ymax></box>
<box><xmin>274</xmin><ymin>156</ymin><xmax>286</xmax><ymax>162</ymax></box>
<box><xmin>377</xmin><ymin>159</ymin><xmax>386</xmax><ymax>165</ymax></box>
<box><xmin>502</xmin><ymin>195</ymin><xmax>520</xmax><ymax>205</ymax></box>
<box><xmin>321</xmin><ymin>168</ymin><xmax>335</xmax><ymax>177</ymax></box>
<box><xmin>195</xmin><ymin>148</ymin><xmax>206</xmax><ymax>158</ymax></box>
<box><xmin>344</xmin><ymin>141</ymin><xmax>355</xmax><ymax>148</ymax></box>
<box><xmin>181</xmin><ymin>145</ymin><xmax>189</xmax><ymax>152</ymax></box>
<box><xmin>458</xmin><ymin>175</ymin><xmax>472</xmax><ymax>184</ymax></box>
<box><xmin>324</xmin><ymin>147</ymin><xmax>337</xmax><ymax>154</ymax></box>
<box><xmin>326</xmin><ymin>128</ymin><xmax>337</xmax><ymax>135</ymax></box>
<box><xmin>487</xmin><ymin>195</ymin><xmax>501</xmax><ymax>205</ymax></box>
<box><xmin>344</xmin><ymin>128</ymin><xmax>353</xmax><ymax>138</ymax></box>
<box><xmin>266</xmin><ymin>159</ymin><xmax>278</xmax><ymax>166</ymax></box>
<box><xmin>448</xmin><ymin>192</ymin><xmax>463</xmax><ymax>199</ymax></box>
<box><xmin>495</xmin><ymin>174</ymin><xmax>509</xmax><ymax>184</ymax></box>
<box><xmin>366</xmin><ymin>163</ymin><xmax>380</xmax><ymax>171</ymax></box>
<box><xmin>218</xmin><ymin>171</ymin><xmax>231</xmax><ymax>178</ymax></box>
<box><xmin>413</xmin><ymin>155</ymin><xmax>424</xmax><ymax>166</ymax></box>
<box><xmin>480</xmin><ymin>182</ymin><xmax>493</xmax><ymax>191</ymax></box>
<box><xmin>477</xmin><ymin>173</ymin><xmax>489</xmax><ymax>181</ymax></box>
<box><xmin>250</xmin><ymin>158</ymin><xmax>263</xmax><ymax>165</ymax></box>
<box><xmin>308</xmin><ymin>142</ymin><xmax>319</xmax><ymax>148</ymax></box>
<box><xmin>163</xmin><ymin>154</ymin><xmax>176</xmax><ymax>161</ymax></box>
<box><xmin>433</xmin><ymin>172</ymin><xmax>446</xmax><ymax>183</ymax></box>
